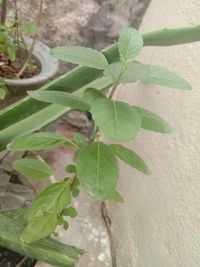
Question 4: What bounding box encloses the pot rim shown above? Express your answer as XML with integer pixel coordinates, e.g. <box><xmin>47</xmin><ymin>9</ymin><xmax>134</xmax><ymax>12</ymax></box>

<box><xmin>4</xmin><ymin>38</ymin><xmax>59</xmax><ymax>86</ymax></box>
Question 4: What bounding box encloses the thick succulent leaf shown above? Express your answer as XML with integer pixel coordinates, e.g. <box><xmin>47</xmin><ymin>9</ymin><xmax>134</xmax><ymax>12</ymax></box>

<box><xmin>28</xmin><ymin>181</ymin><xmax>71</xmax><ymax>218</ymax></box>
<box><xmin>13</xmin><ymin>159</ymin><xmax>53</xmax><ymax>180</ymax></box>
<box><xmin>20</xmin><ymin>213</ymin><xmax>58</xmax><ymax>244</ymax></box>
<box><xmin>76</xmin><ymin>141</ymin><xmax>119</xmax><ymax>200</ymax></box>
<box><xmin>110</xmin><ymin>144</ymin><xmax>150</xmax><ymax>175</ymax></box>
<box><xmin>51</xmin><ymin>46</ymin><xmax>109</xmax><ymax>70</ymax></box>
<box><xmin>91</xmin><ymin>99</ymin><xmax>141</xmax><ymax>142</ymax></box>
<box><xmin>83</xmin><ymin>88</ymin><xmax>106</xmax><ymax>104</ymax></box>
<box><xmin>28</xmin><ymin>90</ymin><xmax>91</xmax><ymax>111</ymax></box>
<box><xmin>118</xmin><ymin>28</ymin><xmax>143</xmax><ymax>61</ymax></box>
<box><xmin>134</xmin><ymin>106</ymin><xmax>172</xmax><ymax>133</ymax></box>
<box><xmin>8</xmin><ymin>132</ymin><xmax>70</xmax><ymax>151</ymax></box>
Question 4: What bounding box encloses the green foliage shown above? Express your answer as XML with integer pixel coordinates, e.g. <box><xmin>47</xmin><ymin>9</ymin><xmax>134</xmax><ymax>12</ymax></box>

<box><xmin>110</xmin><ymin>144</ymin><xmax>150</xmax><ymax>175</ymax></box>
<box><xmin>21</xmin><ymin>213</ymin><xmax>58</xmax><ymax>243</ymax></box>
<box><xmin>91</xmin><ymin>99</ymin><xmax>141</xmax><ymax>142</ymax></box>
<box><xmin>118</xmin><ymin>27</ymin><xmax>143</xmax><ymax>62</ymax></box>
<box><xmin>28</xmin><ymin>90</ymin><xmax>91</xmax><ymax>111</ymax></box>
<box><xmin>21</xmin><ymin>21</ymin><xmax>38</xmax><ymax>35</ymax></box>
<box><xmin>76</xmin><ymin>141</ymin><xmax>119</xmax><ymax>200</ymax></box>
<box><xmin>1</xmin><ymin>25</ymin><xmax>197</xmax><ymax>265</ymax></box>
<box><xmin>107</xmin><ymin>190</ymin><xmax>124</xmax><ymax>203</ymax></box>
<box><xmin>13</xmin><ymin>158</ymin><xmax>53</xmax><ymax>180</ymax></box>
<box><xmin>50</xmin><ymin>46</ymin><xmax>109</xmax><ymax>70</ymax></box>
<box><xmin>83</xmin><ymin>88</ymin><xmax>106</xmax><ymax>104</ymax></box>
<box><xmin>8</xmin><ymin>132</ymin><xmax>68</xmax><ymax>151</ymax></box>
<box><xmin>134</xmin><ymin>106</ymin><xmax>172</xmax><ymax>133</ymax></box>
<box><xmin>0</xmin><ymin>77</ymin><xmax>8</xmax><ymax>100</ymax></box>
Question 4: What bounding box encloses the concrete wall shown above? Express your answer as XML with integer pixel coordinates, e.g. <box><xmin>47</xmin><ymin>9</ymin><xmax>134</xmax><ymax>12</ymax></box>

<box><xmin>109</xmin><ymin>1</ymin><xmax>200</xmax><ymax>266</ymax></box>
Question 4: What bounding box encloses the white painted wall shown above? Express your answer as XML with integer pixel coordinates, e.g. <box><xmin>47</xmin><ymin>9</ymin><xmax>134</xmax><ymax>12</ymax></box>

<box><xmin>109</xmin><ymin>1</ymin><xmax>200</xmax><ymax>266</ymax></box>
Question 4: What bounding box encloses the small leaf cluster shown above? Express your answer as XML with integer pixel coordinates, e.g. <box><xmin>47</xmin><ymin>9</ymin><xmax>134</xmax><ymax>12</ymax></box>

<box><xmin>8</xmin><ymin>27</ymin><xmax>191</xmax><ymax>244</ymax></box>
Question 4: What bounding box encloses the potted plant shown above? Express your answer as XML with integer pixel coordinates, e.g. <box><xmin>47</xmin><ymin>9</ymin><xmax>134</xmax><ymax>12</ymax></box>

<box><xmin>0</xmin><ymin>0</ymin><xmax>58</xmax><ymax>99</ymax></box>
<box><xmin>0</xmin><ymin>24</ymin><xmax>200</xmax><ymax>266</ymax></box>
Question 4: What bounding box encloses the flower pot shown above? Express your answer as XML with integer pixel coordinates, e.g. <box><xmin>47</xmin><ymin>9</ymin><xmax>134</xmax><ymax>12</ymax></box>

<box><xmin>4</xmin><ymin>38</ymin><xmax>59</xmax><ymax>95</ymax></box>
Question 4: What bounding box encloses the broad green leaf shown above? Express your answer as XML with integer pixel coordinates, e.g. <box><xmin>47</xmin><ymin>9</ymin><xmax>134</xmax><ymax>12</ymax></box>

<box><xmin>141</xmin><ymin>64</ymin><xmax>192</xmax><ymax>90</ymax></box>
<box><xmin>134</xmin><ymin>106</ymin><xmax>172</xmax><ymax>133</ymax></box>
<box><xmin>91</xmin><ymin>99</ymin><xmax>141</xmax><ymax>142</ymax></box>
<box><xmin>8</xmin><ymin>132</ymin><xmax>68</xmax><ymax>151</ymax></box>
<box><xmin>104</xmin><ymin>62</ymin><xmax>123</xmax><ymax>83</ymax></box>
<box><xmin>21</xmin><ymin>21</ymin><xmax>38</xmax><ymax>35</ymax></box>
<box><xmin>76</xmin><ymin>141</ymin><xmax>119</xmax><ymax>200</ymax></box>
<box><xmin>50</xmin><ymin>46</ymin><xmax>109</xmax><ymax>70</ymax></box>
<box><xmin>107</xmin><ymin>190</ymin><xmax>124</xmax><ymax>203</ymax></box>
<box><xmin>13</xmin><ymin>159</ymin><xmax>52</xmax><ymax>180</ymax></box>
<box><xmin>28</xmin><ymin>91</ymin><xmax>91</xmax><ymax>111</ymax></box>
<box><xmin>118</xmin><ymin>28</ymin><xmax>143</xmax><ymax>61</ymax></box>
<box><xmin>20</xmin><ymin>213</ymin><xmax>58</xmax><ymax>243</ymax></box>
<box><xmin>28</xmin><ymin>181</ymin><xmax>71</xmax><ymax>218</ymax></box>
<box><xmin>110</xmin><ymin>144</ymin><xmax>150</xmax><ymax>175</ymax></box>
<box><xmin>83</xmin><ymin>88</ymin><xmax>106</xmax><ymax>104</ymax></box>
<box><xmin>120</xmin><ymin>63</ymin><xmax>191</xmax><ymax>89</ymax></box>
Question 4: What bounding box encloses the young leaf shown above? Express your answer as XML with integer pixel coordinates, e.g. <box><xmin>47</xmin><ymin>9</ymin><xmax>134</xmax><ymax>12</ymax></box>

<box><xmin>141</xmin><ymin>64</ymin><xmax>192</xmax><ymax>90</ymax></box>
<box><xmin>110</xmin><ymin>144</ymin><xmax>150</xmax><ymax>175</ymax></box>
<box><xmin>65</xmin><ymin>164</ymin><xmax>76</xmax><ymax>173</ymax></box>
<box><xmin>28</xmin><ymin>91</ymin><xmax>91</xmax><ymax>111</ymax></box>
<box><xmin>118</xmin><ymin>28</ymin><xmax>143</xmax><ymax>61</ymax></box>
<box><xmin>50</xmin><ymin>46</ymin><xmax>109</xmax><ymax>70</ymax></box>
<box><xmin>8</xmin><ymin>132</ymin><xmax>69</xmax><ymax>151</ymax></box>
<box><xmin>104</xmin><ymin>62</ymin><xmax>123</xmax><ymax>83</ymax></box>
<box><xmin>91</xmin><ymin>99</ymin><xmax>141</xmax><ymax>142</ymax></box>
<box><xmin>72</xmin><ymin>188</ymin><xmax>80</xmax><ymax>198</ymax></box>
<box><xmin>28</xmin><ymin>181</ymin><xmax>71</xmax><ymax>218</ymax></box>
<box><xmin>120</xmin><ymin>63</ymin><xmax>191</xmax><ymax>89</ymax></box>
<box><xmin>73</xmin><ymin>133</ymin><xmax>86</xmax><ymax>145</ymax></box>
<box><xmin>76</xmin><ymin>141</ymin><xmax>119</xmax><ymax>200</ymax></box>
<box><xmin>83</xmin><ymin>88</ymin><xmax>106</xmax><ymax>104</ymax></box>
<box><xmin>106</xmin><ymin>190</ymin><xmax>124</xmax><ymax>203</ymax></box>
<box><xmin>20</xmin><ymin>213</ymin><xmax>58</xmax><ymax>244</ymax></box>
<box><xmin>63</xmin><ymin>207</ymin><xmax>78</xmax><ymax>218</ymax></box>
<box><xmin>134</xmin><ymin>106</ymin><xmax>172</xmax><ymax>133</ymax></box>
<box><xmin>13</xmin><ymin>159</ymin><xmax>52</xmax><ymax>180</ymax></box>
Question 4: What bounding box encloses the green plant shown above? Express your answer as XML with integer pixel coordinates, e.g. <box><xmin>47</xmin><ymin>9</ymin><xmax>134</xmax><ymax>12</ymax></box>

<box><xmin>4</xmin><ymin>27</ymin><xmax>193</xmax><ymax>265</ymax></box>
<box><xmin>0</xmin><ymin>24</ymin><xmax>199</xmax><ymax>266</ymax></box>
<box><xmin>0</xmin><ymin>0</ymin><xmax>41</xmax><ymax>99</ymax></box>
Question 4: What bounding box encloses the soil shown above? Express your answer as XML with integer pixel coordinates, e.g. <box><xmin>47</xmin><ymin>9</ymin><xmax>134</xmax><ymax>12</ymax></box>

<box><xmin>0</xmin><ymin>53</ymin><xmax>40</xmax><ymax>79</ymax></box>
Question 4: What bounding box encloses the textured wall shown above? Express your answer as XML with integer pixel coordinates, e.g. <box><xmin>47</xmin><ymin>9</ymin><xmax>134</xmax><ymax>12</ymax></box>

<box><xmin>109</xmin><ymin>0</ymin><xmax>200</xmax><ymax>266</ymax></box>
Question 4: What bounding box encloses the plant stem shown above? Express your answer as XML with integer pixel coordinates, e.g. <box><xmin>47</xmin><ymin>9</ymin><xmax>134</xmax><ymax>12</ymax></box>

<box><xmin>13</xmin><ymin>0</ymin><xmax>20</xmax><ymax>49</ymax></box>
<box><xmin>1</xmin><ymin>0</ymin><xmax>7</xmax><ymax>25</ymax></box>
<box><xmin>108</xmin><ymin>83</ymin><xmax>118</xmax><ymax>99</ymax></box>
<box><xmin>16</xmin><ymin>0</ymin><xmax>43</xmax><ymax>79</ymax></box>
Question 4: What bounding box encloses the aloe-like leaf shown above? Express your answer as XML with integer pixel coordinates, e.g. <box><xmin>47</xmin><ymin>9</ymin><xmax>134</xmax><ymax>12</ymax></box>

<box><xmin>8</xmin><ymin>132</ymin><xmax>70</xmax><ymax>151</ymax></box>
<box><xmin>110</xmin><ymin>144</ymin><xmax>150</xmax><ymax>175</ymax></box>
<box><xmin>28</xmin><ymin>90</ymin><xmax>91</xmax><ymax>111</ymax></box>
<box><xmin>134</xmin><ymin>106</ymin><xmax>172</xmax><ymax>133</ymax></box>
<box><xmin>76</xmin><ymin>141</ymin><xmax>119</xmax><ymax>200</ymax></box>
<box><xmin>118</xmin><ymin>27</ymin><xmax>143</xmax><ymax>61</ymax></box>
<box><xmin>13</xmin><ymin>158</ymin><xmax>53</xmax><ymax>180</ymax></box>
<box><xmin>51</xmin><ymin>46</ymin><xmax>109</xmax><ymax>70</ymax></box>
<box><xmin>0</xmin><ymin>212</ymin><xmax>84</xmax><ymax>267</ymax></box>
<box><xmin>91</xmin><ymin>99</ymin><xmax>141</xmax><ymax>142</ymax></box>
